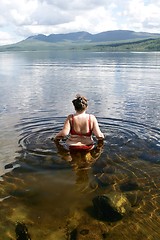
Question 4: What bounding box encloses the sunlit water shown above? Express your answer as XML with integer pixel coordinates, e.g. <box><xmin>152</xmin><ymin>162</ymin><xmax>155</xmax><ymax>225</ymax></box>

<box><xmin>0</xmin><ymin>51</ymin><xmax>160</xmax><ymax>239</ymax></box>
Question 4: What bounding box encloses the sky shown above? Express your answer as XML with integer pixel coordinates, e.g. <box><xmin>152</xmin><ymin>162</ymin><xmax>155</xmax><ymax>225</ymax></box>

<box><xmin>0</xmin><ymin>0</ymin><xmax>160</xmax><ymax>45</ymax></box>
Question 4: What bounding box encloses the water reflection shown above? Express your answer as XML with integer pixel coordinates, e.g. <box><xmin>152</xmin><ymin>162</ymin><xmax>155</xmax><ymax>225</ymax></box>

<box><xmin>0</xmin><ymin>52</ymin><xmax>160</xmax><ymax>126</ymax></box>
<box><xmin>0</xmin><ymin>116</ymin><xmax>159</xmax><ymax>239</ymax></box>
<box><xmin>0</xmin><ymin>51</ymin><xmax>160</xmax><ymax>239</ymax></box>
<box><xmin>54</xmin><ymin>139</ymin><xmax>104</xmax><ymax>186</ymax></box>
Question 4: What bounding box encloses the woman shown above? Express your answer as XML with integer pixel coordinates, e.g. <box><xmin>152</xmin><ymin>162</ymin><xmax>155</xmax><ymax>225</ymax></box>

<box><xmin>54</xmin><ymin>94</ymin><xmax>104</xmax><ymax>150</ymax></box>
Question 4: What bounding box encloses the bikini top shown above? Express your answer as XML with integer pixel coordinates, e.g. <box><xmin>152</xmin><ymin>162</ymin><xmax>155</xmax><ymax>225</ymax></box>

<box><xmin>70</xmin><ymin>114</ymin><xmax>92</xmax><ymax>137</ymax></box>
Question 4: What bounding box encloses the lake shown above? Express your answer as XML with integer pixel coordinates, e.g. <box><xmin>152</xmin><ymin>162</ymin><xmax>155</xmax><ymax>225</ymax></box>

<box><xmin>0</xmin><ymin>50</ymin><xmax>160</xmax><ymax>239</ymax></box>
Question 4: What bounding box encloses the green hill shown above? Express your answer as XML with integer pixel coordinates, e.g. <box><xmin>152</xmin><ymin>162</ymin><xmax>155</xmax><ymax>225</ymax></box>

<box><xmin>0</xmin><ymin>30</ymin><xmax>160</xmax><ymax>52</ymax></box>
<box><xmin>87</xmin><ymin>38</ymin><xmax>160</xmax><ymax>51</ymax></box>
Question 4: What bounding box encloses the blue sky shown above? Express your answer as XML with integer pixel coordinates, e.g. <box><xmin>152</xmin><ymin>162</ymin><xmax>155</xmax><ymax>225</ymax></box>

<box><xmin>0</xmin><ymin>0</ymin><xmax>160</xmax><ymax>45</ymax></box>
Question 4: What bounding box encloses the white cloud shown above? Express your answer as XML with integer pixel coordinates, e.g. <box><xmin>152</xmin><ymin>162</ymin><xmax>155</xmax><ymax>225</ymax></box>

<box><xmin>0</xmin><ymin>0</ymin><xmax>160</xmax><ymax>45</ymax></box>
<box><xmin>123</xmin><ymin>0</ymin><xmax>160</xmax><ymax>32</ymax></box>
<box><xmin>0</xmin><ymin>31</ymin><xmax>18</xmax><ymax>45</ymax></box>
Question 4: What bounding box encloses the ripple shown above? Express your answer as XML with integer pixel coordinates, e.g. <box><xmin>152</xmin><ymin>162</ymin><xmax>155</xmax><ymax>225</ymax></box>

<box><xmin>16</xmin><ymin>117</ymin><xmax>160</xmax><ymax>171</ymax></box>
<box><xmin>100</xmin><ymin>118</ymin><xmax>160</xmax><ymax>162</ymax></box>
<box><xmin>6</xmin><ymin>116</ymin><xmax>160</xmax><ymax>240</ymax></box>
<box><xmin>16</xmin><ymin>117</ymin><xmax>70</xmax><ymax>170</ymax></box>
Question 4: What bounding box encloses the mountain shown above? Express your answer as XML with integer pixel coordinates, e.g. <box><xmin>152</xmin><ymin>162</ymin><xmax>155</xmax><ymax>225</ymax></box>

<box><xmin>26</xmin><ymin>30</ymin><xmax>160</xmax><ymax>43</ymax></box>
<box><xmin>92</xmin><ymin>30</ymin><xmax>160</xmax><ymax>42</ymax></box>
<box><xmin>27</xmin><ymin>31</ymin><xmax>92</xmax><ymax>42</ymax></box>
<box><xmin>0</xmin><ymin>30</ymin><xmax>160</xmax><ymax>52</ymax></box>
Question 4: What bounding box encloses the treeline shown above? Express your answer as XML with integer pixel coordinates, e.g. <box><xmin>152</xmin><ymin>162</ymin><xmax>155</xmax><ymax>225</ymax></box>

<box><xmin>0</xmin><ymin>37</ymin><xmax>160</xmax><ymax>52</ymax></box>
<box><xmin>86</xmin><ymin>38</ymin><xmax>160</xmax><ymax>51</ymax></box>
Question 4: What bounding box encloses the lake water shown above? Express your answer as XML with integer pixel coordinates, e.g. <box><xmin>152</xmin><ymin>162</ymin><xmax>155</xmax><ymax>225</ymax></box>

<box><xmin>0</xmin><ymin>51</ymin><xmax>160</xmax><ymax>239</ymax></box>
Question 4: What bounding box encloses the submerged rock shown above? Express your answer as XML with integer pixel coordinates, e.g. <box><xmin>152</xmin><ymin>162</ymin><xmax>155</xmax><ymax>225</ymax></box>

<box><xmin>15</xmin><ymin>222</ymin><xmax>31</xmax><ymax>240</ymax></box>
<box><xmin>70</xmin><ymin>222</ymin><xmax>108</xmax><ymax>240</ymax></box>
<box><xmin>92</xmin><ymin>192</ymin><xmax>131</xmax><ymax>221</ymax></box>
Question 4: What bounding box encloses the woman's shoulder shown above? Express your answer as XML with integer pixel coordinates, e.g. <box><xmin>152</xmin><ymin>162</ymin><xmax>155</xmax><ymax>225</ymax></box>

<box><xmin>67</xmin><ymin>114</ymin><xmax>73</xmax><ymax>120</ymax></box>
<box><xmin>89</xmin><ymin>114</ymin><xmax>96</xmax><ymax>120</ymax></box>
<box><xmin>66</xmin><ymin>114</ymin><xmax>75</xmax><ymax>123</ymax></box>
<box><xmin>68</xmin><ymin>114</ymin><xmax>73</xmax><ymax>117</ymax></box>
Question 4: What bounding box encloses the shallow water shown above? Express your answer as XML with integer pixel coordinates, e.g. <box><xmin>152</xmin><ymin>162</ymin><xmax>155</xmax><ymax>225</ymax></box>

<box><xmin>0</xmin><ymin>51</ymin><xmax>160</xmax><ymax>239</ymax></box>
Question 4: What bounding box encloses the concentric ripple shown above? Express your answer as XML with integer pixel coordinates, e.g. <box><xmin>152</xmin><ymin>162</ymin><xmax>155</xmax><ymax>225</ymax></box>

<box><xmin>16</xmin><ymin>117</ymin><xmax>71</xmax><ymax>170</ymax></box>
<box><xmin>3</xmin><ymin>116</ymin><xmax>159</xmax><ymax>240</ymax></box>
<box><xmin>99</xmin><ymin>118</ymin><xmax>160</xmax><ymax>164</ymax></box>
<box><xmin>16</xmin><ymin>117</ymin><xmax>160</xmax><ymax>170</ymax></box>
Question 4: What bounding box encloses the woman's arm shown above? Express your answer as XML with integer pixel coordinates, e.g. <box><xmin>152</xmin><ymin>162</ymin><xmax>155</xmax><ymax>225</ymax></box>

<box><xmin>91</xmin><ymin>115</ymin><xmax>104</xmax><ymax>140</ymax></box>
<box><xmin>54</xmin><ymin>115</ymin><xmax>71</xmax><ymax>140</ymax></box>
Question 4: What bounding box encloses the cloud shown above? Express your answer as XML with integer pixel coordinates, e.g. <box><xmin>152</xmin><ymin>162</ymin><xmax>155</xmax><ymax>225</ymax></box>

<box><xmin>0</xmin><ymin>0</ymin><xmax>160</xmax><ymax>45</ymax></box>
<box><xmin>0</xmin><ymin>31</ymin><xmax>14</xmax><ymax>45</ymax></box>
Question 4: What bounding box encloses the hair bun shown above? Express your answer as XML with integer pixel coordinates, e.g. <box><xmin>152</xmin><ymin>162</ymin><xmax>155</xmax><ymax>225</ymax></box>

<box><xmin>76</xmin><ymin>94</ymin><xmax>81</xmax><ymax>99</ymax></box>
<box><xmin>72</xmin><ymin>94</ymin><xmax>88</xmax><ymax>111</ymax></box>
<box><xmin>76</xmin><ymin>94</ymin><xmax>87</xmax><ymax>102</ymax></box>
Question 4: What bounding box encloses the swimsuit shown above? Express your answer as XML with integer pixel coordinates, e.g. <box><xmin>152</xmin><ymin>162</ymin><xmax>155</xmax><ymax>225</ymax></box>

<box><xmin>69</xmin><ymin>114</ymin><xmax>94</xmax><ymax>151</ymax></box>
<box><xmin>69</xmin><ymin>144</ymin><xmax>94</xmax><ymax>151</ymax></box>
<box><xmin>70</xmin><ymin>114</ymin><xmax>92</xmax><ymax>136</ymax></box>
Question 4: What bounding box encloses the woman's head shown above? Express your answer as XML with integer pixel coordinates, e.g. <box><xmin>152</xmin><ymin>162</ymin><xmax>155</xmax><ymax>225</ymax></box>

<box><xmin>72</xmin><ymin>94</ymin><xmax>88</xmax><ymax>112</ymax></box>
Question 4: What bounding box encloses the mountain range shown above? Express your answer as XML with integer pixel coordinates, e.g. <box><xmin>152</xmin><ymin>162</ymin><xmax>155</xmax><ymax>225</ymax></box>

<box><xmin>0</xmin><ymin>30</ymin><xmax>160</xmax><ymax>51</ymax></box>
<box><xmin>26</xmin><ymin>30</ymin><xmax>160</xmax><ymax>43</ymax></box>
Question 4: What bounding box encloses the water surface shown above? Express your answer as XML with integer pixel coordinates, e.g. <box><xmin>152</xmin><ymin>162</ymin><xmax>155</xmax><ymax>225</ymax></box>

<box><xmin>0</xmin><ymin>51</ymin><xmax>160</xmax><ymax>239</ymax></box>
